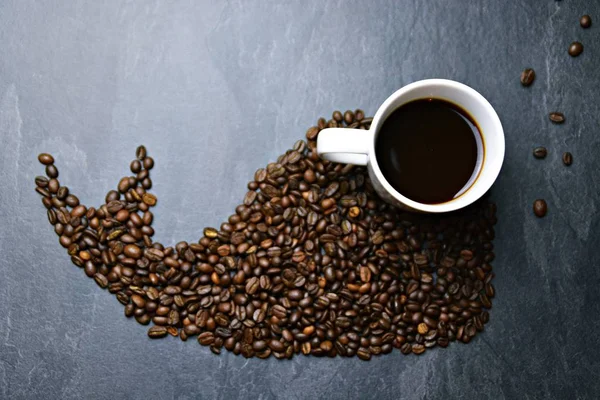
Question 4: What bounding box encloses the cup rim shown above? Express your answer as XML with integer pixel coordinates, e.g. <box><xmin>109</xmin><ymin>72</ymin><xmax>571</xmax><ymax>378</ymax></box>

<box><xmin>368</xmin><ymin>79</ymin><xmax>505</xmax><ymax>213</ymax></box>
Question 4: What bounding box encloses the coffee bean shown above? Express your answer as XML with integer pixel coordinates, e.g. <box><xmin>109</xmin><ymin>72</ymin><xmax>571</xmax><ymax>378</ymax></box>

<box><xmin>46</xmin><ymin>164</ymin><xmax>59</xmax><ymax>178</ymax></box>
<box><xmin>142</xmin><ymin>193</ymin><xmax>157</xmax><ymax>206</ymax></box>
<box><xmin>400</xmin><ymin>342</ymin><xmax>412</xmax><ymax>355</ymax></box>
<box><xmin>144</xmin><ymin>157</ymin><xmax>154</xmax><ymax>170</ymax></box>
<box><xmin>136</xmin><ymin>145</ymin><xmax>147</xmax><ymax>160</ymax></box>
<box><xmin>348</xmin><ymin>206</ymin><xmax>360</xmax><ymax>218</ymax></box>
<box><xmin>411</xmin><ymin>344</ymin><xmax>425</xmax><ymax>355</ymax></box>
<box><xmin>124</xmin><ymin>244</ymin><xmax>142</xmax><ymax>259</ymax></box>
<box><xmin>148</xmin><ymin>326</ymin><xmax>168</xmax><ymax>338</ymax></box>
<box><xmin>360</xmin><ymin>117</ymin><xmax>373</xmax><ymax>127</ymax></box>
<box><xmin>204</xmin><ymin>227</ymin><xmax>218</xmax><ymax>238</ymax></box>
<box><xmin>35</xmin><ymin>176</ymin><xmax>49</xmax><ymax>188</ymax></box>
<box><xmin>246</xmin><ymin>277</ymin><xmax>259</xmax><ymax>294</ymax></box>
<box><xmin>549</xmin><ymin>112</ymin><xmax>565</xmax><ymax>124</ymax></box>
<box><xmin>562</xmin><ymin>152</ymin><xmax>572</xmax><ymax>166</ymax></box>
<box><xmin>41</xmin><ymin>197</ymin><xmax>52</xmax><ymax>209</ymax></box>
<box><xmin>130</xmin><ymin>160</ymin><xmax>142</xmax><ymax>173</ymax></box>
<box><xmin>268</xmin><ymin>339</ymin><xmax>285</xmax><ymax>352</ymax></box>
<box><xmin>46</xmin><ymin>179</ymin><xmax>59</xmax><ymax>194</ymax></box>
<box><xmin>465</xmin><ymin>324</ymin><xmax>476</xmax><ymax>338</ymax></box>
<box><xmin>200</xmin><ymin>332</ymin><xmax>217</xmax><ymax>346</ymax></box>
<box><xmin>356</xmin><ymin>348</ymin><xmax>371</xmax><ymax>360</ymax></box>
<box><xmin>65</xmin><ymin>195</ymin><xmax>79</xmax><ymax>207</ymax></box>
<box><xmin>244</xmin><ymin>191</ymin><xmax>257</xmax><ymax>206</ymax></box>
<box><xmin>71</xmin><ymin>205</ymin><xmax>86</xmax><ymax>218</ymax></box>
<box><xmin>38</xmin><ymin>153</ymin><xmax>55</xmax><ymax>165</ymax></box>
<box><xmin>359</xmin><ymin>266</ymin><xmax>371</xmax><ymax>282</ymax></box>
<box><xmin>94</xmin><ymin>273</ymin><xmax>108</xmax><ymax>288</ymax></box>
<box><xmin>129</xmin><ymin>294</ymin><xmax>145</xmax><ymax>309</ymax></box>
<box><xmin>580</xmin><ymin>15</ymin><xmax>592</xmax><ymax>29</ymax></box>
<box><xmin>520</xmin><ymin>68</ymin><xmax>535</xmax><ymax>86</ymax></box>
<box><xmin>343</xmin><ymin>110</ymin><xmax>355</xmax><ymax>125</ymax></box>
<box><xmin>118</xmin><ymin>177</ymin><xmax>130</xmax><ymax>193</ymax></box>
<box><xmin>56</xmin><ymin>186</ymin><xmax>69</xmax><ymax>200</ymax></box>
<box><xmin>533</xmin><ymin>147</ymin><xmax>547</xmax><ymax>159</ymax></box>
<box><xmin>533</xmin><ymin>199</ymin><xmax>547</xmax><ymax>218</ymax></box>
<box><xmin>288</xmin><ymin>289</ymin><xmax>303</xmax><ymax>301</ymax></box>
<box><xmin>145</xmin><ymin>248</ymin><xmax>164</xmax><ymax>261</ymax></box>
<box><xmin>47</xmin><ymin>209</ymin><xmax>57</xmax><ymax>224</ymax></box>
<box><xmin>35</xmin><ymin>187</ymin><xmax>51</xmax><ymax>198</ymax></box>
<box><xmin>303</xmin><ymin>169</ymin><xmax>316</xmax><ymax>183</ymax></box>
<box><xmin>568</xmin><ymin>42</ymin><xmax>583</xmax><ymax>57</ymax></box>
<box><xmin>306</xmin><ymin>127</ymin><xmax>319</xmax><ymax>141</ymax></box>
<box><xmin>354</xmin><ymin>109</ymin><xmax>365</xmax><ymax>121</ymax></box>
<box><xmin>52</xmin><ymin>198</ymin><xmax>66</xmax><ymax>211</ymax></box>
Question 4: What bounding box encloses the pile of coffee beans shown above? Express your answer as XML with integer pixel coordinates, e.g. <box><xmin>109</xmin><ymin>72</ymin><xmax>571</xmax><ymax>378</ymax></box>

<box><xmin>35</xmin><ymin>110</ymin><xmax>496</xmax><ymax>359</ymax></box>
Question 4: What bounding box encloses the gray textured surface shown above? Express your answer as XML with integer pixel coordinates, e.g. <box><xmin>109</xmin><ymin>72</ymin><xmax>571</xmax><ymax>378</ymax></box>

<box><xmin>1</xmin><ymin>1</ymin><xmax>599</xmax><ymax>399</ymax></box>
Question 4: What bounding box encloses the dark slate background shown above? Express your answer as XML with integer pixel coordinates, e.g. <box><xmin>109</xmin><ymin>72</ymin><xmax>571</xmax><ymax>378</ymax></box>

<box><xmin>1</xmin><ymin>1</ymin><xmax>599</xmax><ymax>399</ymax></box>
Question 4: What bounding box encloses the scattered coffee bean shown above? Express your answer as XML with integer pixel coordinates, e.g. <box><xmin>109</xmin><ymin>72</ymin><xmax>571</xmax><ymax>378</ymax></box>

<box><xmin>520</xmin><ymin>68</ymin><xmax>535</xmax><ymax>86</ymax></box>
<box><xmin>533</xmin><ymin>199</ymin><xmax>547</xmax><ymax>218</ymax></box>
<box><xmin>568</xmin><ymin>42</ymin><xmax>583</xmax><ymax>57</ymax></box>
<box><xmin>38</xmin><ymin>153</ymin><xmax>55</xmax><ymax>165</ymax></box>
<box><xmin>34</xmin><ymin>110</ymin><xmax>496</xmax><ymax>360</ymax></box>
<box><xmin>533</xmin><ymin>147</ymin><xmax>547</xmax><ymax>159</ymax></box>
<box><xmin>562</xmin><ymin>152</ymin><xmax>573</xmax><ymax>166</ymax></box>
<box><xmin>580</xmin><ymin>15</ymin><xmax>592</xmax><ymax>29</ymax></box>
<box><xmin>549</xmin><ymin>112</ymin><xmax>565</xmax><ymax>124</ymax></box>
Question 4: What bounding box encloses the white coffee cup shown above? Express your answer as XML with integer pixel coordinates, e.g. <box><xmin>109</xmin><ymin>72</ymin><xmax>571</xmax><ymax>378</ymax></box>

<box><xmin>317</xmin><ymin>79</ymin><xmax>505</xmax><ymax>213</ymax></box>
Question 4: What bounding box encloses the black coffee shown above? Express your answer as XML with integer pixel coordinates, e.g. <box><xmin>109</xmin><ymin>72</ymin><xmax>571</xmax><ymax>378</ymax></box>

<box><xmin>375</xmin><ymin>98</ymin><xmax>480</xmax><ymax>204</ymax></box>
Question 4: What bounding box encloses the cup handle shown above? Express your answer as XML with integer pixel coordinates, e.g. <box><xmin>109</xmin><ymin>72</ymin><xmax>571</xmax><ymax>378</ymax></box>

<box><xmin>316</xmin><ymin>128</ymin><xmax>373</xmax><ymax>166</ymax></box>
